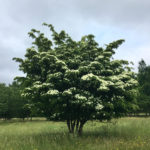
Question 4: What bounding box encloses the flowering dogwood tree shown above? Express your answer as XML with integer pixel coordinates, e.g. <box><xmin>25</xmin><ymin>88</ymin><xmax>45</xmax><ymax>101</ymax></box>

<box><xmin>13</xmin><ymin>23</ymin><xmax>137</xmax><ymax>135</ymax></box>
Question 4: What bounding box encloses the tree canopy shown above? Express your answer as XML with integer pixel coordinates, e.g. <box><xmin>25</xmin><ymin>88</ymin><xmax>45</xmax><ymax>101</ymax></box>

<box><xmin>13</xmin><ymin>23</ymin><xmax>137</xmax><ymax>134</ymax></box>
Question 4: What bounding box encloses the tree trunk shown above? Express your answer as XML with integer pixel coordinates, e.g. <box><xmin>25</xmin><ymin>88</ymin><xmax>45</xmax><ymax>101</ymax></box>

<box><xmin>67</xmin><ymin>119</ymin><xmax>86</xmax><ymax>135</ymax></box>
<box><xmin>78</xmin><ymin>121</ymin><xmax>85</xmax><ymax>136</ymax></box>
<box><xmin>76</xmin><ymin>120</ymin><xmax>79</xmax><ymax>132</ymax></box>
<box><xmin>71</xmin><ymin>120</ymin><xmax>75</xmax><ymax>133</ymax></box>
<box><xmin>67</xmin><ymin>120</ymin><xmax>72</xmax><ymax>133</ymax></box>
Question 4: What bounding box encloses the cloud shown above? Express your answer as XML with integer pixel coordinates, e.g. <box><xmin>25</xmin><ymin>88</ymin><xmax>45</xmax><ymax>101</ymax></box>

<box><xmin>0</xmin><ymin>0</ymin><xmax>150</xmax><ymax>84</ymax></box>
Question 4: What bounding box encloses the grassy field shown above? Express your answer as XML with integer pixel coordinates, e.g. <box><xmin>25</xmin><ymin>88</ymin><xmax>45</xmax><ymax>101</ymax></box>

<box><xmin>1</xmin><ymin>117</ymin><xmax>150</xmax><ymax>150</ymax></box>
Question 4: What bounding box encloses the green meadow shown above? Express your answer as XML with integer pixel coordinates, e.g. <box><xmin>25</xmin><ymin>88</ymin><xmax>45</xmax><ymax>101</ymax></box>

<box><xmin>1</xmin><ymin>117</ymin><xmax>150</xmax><ymax>150</ymax></box>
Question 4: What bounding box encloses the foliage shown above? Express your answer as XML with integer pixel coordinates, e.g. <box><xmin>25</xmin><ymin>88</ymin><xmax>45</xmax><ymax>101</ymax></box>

<box><xmin>137</xmin><ymin>59</ymin><xmax>150</xmax><ymax>115</ymax></box>
<box><xmin>0</xmin><ymin>83</ymin><xmax>11</xmax><ymax>119</ymax></box>
<box><xmin>13</xmin><ymin>23</ymin><xmax>137</xmax><ymax>134</ymax></box>
<box><xmin>0</xmin><ymin>81</ymin><xmax>38</xmax><ymax>120</ymax></box>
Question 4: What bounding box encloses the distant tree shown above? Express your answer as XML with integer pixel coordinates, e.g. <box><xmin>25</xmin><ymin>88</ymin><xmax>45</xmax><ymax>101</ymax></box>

<box><xmin>138</xmin><ymin>59</ymin><xmax>147</xmax><ymax>85</ymax></box>
<box><xmin>0</xmin><ymin>81</ymin><xmax>38</xmax><ymax>120</ymax></box>
<box><xmin>13</xmin><ymin>23</ymin><xmax>137</xmax><ymax>135</ymax></box>
<box><xmin>0</xmin><ymin>83</ymin><xmax>14</xmax><ymax>119</ymax></box>
<box><xmin>137</xmin><ymin>59</ymin><xmax>150</xmax><ymax>115</ymax></box>
<box><xmin>10</xmin><ymin>81</ymin><xmax>39</xmax><ymax>120</ymax></box>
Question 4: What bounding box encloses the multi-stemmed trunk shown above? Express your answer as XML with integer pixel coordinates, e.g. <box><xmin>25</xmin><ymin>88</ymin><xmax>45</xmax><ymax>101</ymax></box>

<box><xmin>67</xmin><ymin>119</ymin><xmax>86</xmax><ymax>135</ymax></box>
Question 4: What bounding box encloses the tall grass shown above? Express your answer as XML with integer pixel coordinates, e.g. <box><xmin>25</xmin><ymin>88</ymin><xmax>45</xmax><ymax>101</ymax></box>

<box><xmin>0</xmin><ymin>117</ymin><xmax>150</xmax><ymax>150</ymax></box>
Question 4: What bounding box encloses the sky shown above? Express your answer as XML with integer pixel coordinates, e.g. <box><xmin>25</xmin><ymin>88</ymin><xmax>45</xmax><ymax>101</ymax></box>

<box><xmin>0</xmin><ymin>0</ymin><xmax>150</xmax><ymax>84</ymax></box>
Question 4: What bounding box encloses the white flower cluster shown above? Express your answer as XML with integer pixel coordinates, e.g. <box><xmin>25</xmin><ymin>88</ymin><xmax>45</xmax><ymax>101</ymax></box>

<box><xmin>109</xmin><ymin>76</ymin><xmax>119</xmax><ymax>82</ymax></box>
<box><xmin>81</xmin><ymin>73</ymin><xmax>114</xmax><ymax>91</ymax></box>
<box><xmin>106</xmin><ymin>69</ymin><xmax>113</xmax><ymax>74</ymax></box>
<box><xmin>111</xmin><ymin>60</ymin><xmax>121</xmax><ymax>66</ymax></box>
<box><xmin>40</xmin><ymin>53</ymin><xmax>58</xmax><ymax>63</ymax></box>
<box><xmin>103</xmin><ymin>51</ymin><xmax>112</xmax><ymax>56</ymax></box>
<box><xmin>48</xmin><ymin>72</ymin><xmax>62</xmax><ymax>80</ymax></box>
<box><xmin>97</xmin><ymin>55</ymin><xmax>104</xmax><ymax>59</ymax></box>
<box><xmin>62</xmin><ymin>87</ymin><xmax>76</xmax><ymax>96</ymax></box>
<box><xmin>56</xmin><ymin>60</ymin><xmax>66</xmax><ymax>66</ymax></box>
<box><xmin>33</xmin><ymin>84</ymin><xmax>43</xmax><ymax>89</ymax></box>
<box><xmin>81</xmin><ymin>73</ymin><xmax>99</xmax><ymax>81</ymax></box>
<box><xmin>115</xmin><ymin>81</ymin><xmax>125</xmax><ymax>90</ymax></box>
<box><xmin>128</xmin><ymin>79</ymin><xmax>137</xmax><ymax>85</ymax></box>
<box><xmin>63</xmin><ymin>89</ymin><xmax>72</xmax><ymax>96</ymax></box>
<box><xmin>95</xmin><ymin>104</ymin><xmax>103</xmax><ymax>110</ymax></box>
<box><xmin>25</xmin><ymin>87</ymin><xmax>32</xmax><ymax>90</ymax></box>
<box><xmin>47</xmin><ymin>90</ymin><xmax>59</xmax><ymax>96</ymax></box>
<box><xmin>108</xmin><ymin>73</ymin><xmax>137</xmax><ymax>90</ymax></box>
<box><xmin>40</xmin><ymin>52</ymin><xmax>47</xmax><ymax>56</ymax></box>
<box><xmin>49</xmin><ymin>55</ymin><xmax>57</xmax><ymax>60</ymax></box>
<box><xmin>42</xmin><ymin>83</ymin><xmax>51</xmax><ymax>87</ymax></box>
<box><xmin>90</xmin><ymin>61</ymin><xmax>100</xmax><ymax>66</ymax></box>
<box><xmin>27</xmin><ymin>48</ymin><xmax>37</xmax><ymax>53</ymax></box>
<box><xmin>115</xmin><ymin>96</ymin><xmax>124</xmax><ymax>100</ymax></box>
<box><xmin>66</xmin><ymin>69</ymin><xmax>79</xmax><ymax>75</ymax></box>
<box><xmin>98</xmin><ymin>79</ymin><xmax>111</xmax><ymax>91</ymax></box>
<box><xmin>32</xmin><ymin>81</ymin><xmax>43</xmax><ymax>89</ymax></box>
<box><xmin>119</xmin><ymin>73</ymin><xmax>130</xmax><ymax>80</ymax></box>
<box><xmin>21</xmin><ymin>93</ymin><xmax>30</xmax><ymax>97</ymax></box>
<box><xmin>86</xmin><ymin>101</ymin><xmax>92</xmax><ymax>105</ymax></box>
<box><xmin>115</xmin><ymin>68</ymin><xmax>121</xmax><ymax>73</ymax></box>
<box><xmin>75</xmin><ymin>94</ymin><xmax>87</xmax><ymax>101</ymax></box>
<box><xmin>124</xmin><ymin>79</ymin><xmax>137</xmax><ymax>88</ymax></box>
<box><xmin>33</xmin><ymin>55</ymin><xmax>40</xmax><ymax>59</ymax></box>
<box><xmin>99</xmin><ymin>86</ymin><xmax>109</xmax><ymax>91</ymax></box>
<box><xmin>41</xmin><ymin>56</ymin><xmax>49</xmax><ymax>62</ymax></box>
<box><xmin>79</xmin><ymin>66</ymin><xmax>89</xmax><ymax>71</ymax></box>
<box><xmin>88</xmin><ymin>95</ymin><xmax>94</xmax><ymax>100</ymax></box>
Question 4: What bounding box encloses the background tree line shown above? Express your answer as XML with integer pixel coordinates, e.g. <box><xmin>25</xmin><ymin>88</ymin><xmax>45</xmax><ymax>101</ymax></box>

<box><xmin>0</xmin><ymin>81</ymin><xmax>40</xmax><ymax>120</ymax></box>
<box><xmin>136</xmin><ymin>59</ymin><xmax>150</xmax><ymax>116</ymax></box>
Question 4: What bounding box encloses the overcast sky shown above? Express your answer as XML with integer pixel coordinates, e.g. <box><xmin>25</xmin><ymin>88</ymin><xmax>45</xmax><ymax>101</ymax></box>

<box><xmin>0</xmin><ymin>0</ymin><xmax>150</xmax><ymax>84</ymax></box>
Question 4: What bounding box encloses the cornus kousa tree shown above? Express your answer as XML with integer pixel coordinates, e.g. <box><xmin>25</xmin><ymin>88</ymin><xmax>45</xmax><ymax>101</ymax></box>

<box><xmin>13</xmin><ymin>23</ymin><xmax>137</xmax><ymax>135</ymax></box>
